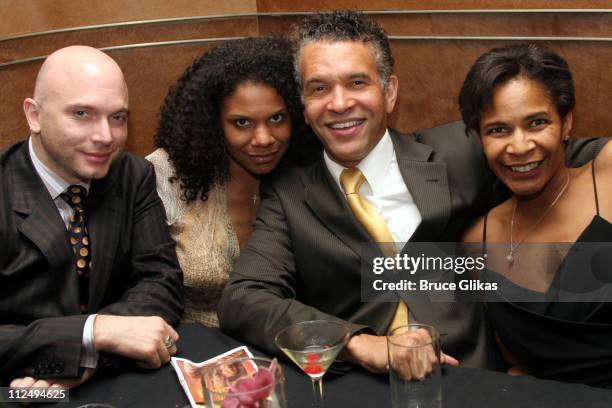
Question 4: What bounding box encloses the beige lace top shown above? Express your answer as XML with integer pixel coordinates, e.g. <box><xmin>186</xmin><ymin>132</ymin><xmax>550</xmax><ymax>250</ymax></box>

<box><xmin>146</xmin><ymin>148</ymin><xmax>240</xmax><ymax>327</ymax></box>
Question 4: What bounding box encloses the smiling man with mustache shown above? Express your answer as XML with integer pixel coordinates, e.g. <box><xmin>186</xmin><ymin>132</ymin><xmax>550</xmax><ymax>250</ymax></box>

<box><xmin>0</xmin><ymin>46</ymin><xmax>183</xmax><ymax>389</ymax></box>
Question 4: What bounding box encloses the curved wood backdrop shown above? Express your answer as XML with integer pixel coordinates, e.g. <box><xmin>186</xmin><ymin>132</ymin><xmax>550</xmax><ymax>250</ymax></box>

<box><xmin>2</xmin><ymin>1</ymin><xmax>612</xmax><ymax>156</ymax></box>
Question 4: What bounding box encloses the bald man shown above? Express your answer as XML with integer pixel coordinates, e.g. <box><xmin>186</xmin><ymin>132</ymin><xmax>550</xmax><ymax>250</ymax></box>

<box><xmin>0</xmin><ymin>46</ymin><xmax>183</xmax><ymax>389</ymax></box>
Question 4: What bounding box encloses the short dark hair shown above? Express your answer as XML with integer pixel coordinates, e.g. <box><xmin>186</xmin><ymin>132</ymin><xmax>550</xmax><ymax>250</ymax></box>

<box><xmin>290</xmin><ymin>10</ymin><xmax>394</xmax><ymax>89</ymax></box>
<box><xmin>459</xmin><ymin>43</ymin><xmax>575</xmax><ymax>136</ymax></box>
<box><xmin>154</xmin><ymin>36</ymin><xmax>320</xmax><ymax>203</ymax></box>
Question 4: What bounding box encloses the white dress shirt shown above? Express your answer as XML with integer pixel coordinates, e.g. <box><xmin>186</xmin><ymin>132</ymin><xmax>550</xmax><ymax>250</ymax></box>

<box><xmin>28</xmin><ymin>138</ymin><xmax>98</xmax><ymax>369</ymax></box>
<box><xmin>324</xmin><ymin>129</ymin><xmax>422</xmax><ymax>249</ymax></box>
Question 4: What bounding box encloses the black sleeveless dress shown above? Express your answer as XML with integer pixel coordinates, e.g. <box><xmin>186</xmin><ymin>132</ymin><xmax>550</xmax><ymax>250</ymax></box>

<box><xmin>482</xmin><ymin>163</ymin><xmax>612</xmax><ymax>388</ymax></box>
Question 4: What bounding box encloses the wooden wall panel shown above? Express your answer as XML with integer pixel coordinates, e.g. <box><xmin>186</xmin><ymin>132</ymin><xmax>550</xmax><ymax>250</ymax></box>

<box><xmin>1</xmin><ymin>17</ymin><xmax>259</xmax><ymax>64</ymax></box>
<box><xmin>1</xmin><ymin>0</ymin><xmax>257</xmax><ymax>37</ymax></box>
<box><xmin>378</xmin><ymin>13</ymin><xmax>612</xmax><ymax>37</ymax></box>
<box><xmin>386</xmin><ymin>41</ymin><xmax>612</xmax><ymax>139</ymax></box>
<box><xmin>260</xmin><ymin>13</ymin><xmax>612</xmax><ymax>38</ymax></box>
<box><xmin>256</xmin><ymin>0</ymin><xmax>612</xmax><ymax>12</ymax></box>
<box><xmin>0</xmin><ymin>62</ymin><xmax>39</xmax><ymax>147</ymax></box>
<box><xmin>3</xmin><ymin>6</ymin><xmax>612</xmax><ymax>156</ymax></box>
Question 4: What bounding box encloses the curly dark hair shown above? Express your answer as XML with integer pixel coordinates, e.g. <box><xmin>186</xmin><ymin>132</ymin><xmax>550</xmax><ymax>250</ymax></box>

<box><xmin>290</xmin><ymin>10</ymin><xmax>394</xmax><ymax>89</ymax></box>
<box><xmin>459</xmin><ymin>43</ymin><xmax>575</xmax><ymax>137</ymax></box>
<box><xmin>154</xmin><ymin>36</ymin><xmax>321</xmax><ymax>202</ymax></box>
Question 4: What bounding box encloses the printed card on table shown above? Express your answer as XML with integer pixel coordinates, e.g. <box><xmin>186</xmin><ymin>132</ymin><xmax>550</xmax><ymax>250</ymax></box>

<box><xmin>171</xmin><ymin>346</ymin><xmax>255</xmax><ymax>408</ymax></box>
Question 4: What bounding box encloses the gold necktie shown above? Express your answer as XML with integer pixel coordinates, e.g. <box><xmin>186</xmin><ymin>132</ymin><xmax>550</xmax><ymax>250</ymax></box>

<box><xmin>340</xmin><ymin>167</ymin><xmax>408</xmax><ymax>333</ymax></box>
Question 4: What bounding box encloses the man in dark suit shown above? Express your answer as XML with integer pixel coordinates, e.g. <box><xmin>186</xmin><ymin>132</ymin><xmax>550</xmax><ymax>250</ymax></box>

<box><xmin>0</xmin><ymin>46</ymin><xmax>183</xmax><ymax>389</ymax></box>
<box><xmin>218</xmin><ymin>11</ymin><xmax>605</xmax><ymax>372</ymax></box>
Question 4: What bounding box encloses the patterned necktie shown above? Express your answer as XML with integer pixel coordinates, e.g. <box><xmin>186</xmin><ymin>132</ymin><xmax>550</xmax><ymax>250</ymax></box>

<box><xmin>60</xmin><ymin>185</ymin><xmax>91</xmax><ymax>314</ymax></box>
<box><xmin>340</xmin><ymin>167</ymin><xmax>408</xmax><ymax>333</ymax></box>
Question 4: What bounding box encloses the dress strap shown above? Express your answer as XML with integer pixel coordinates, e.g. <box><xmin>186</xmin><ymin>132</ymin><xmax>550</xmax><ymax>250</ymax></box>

<box><xmin>591</xmin><ymin>158</ymin><xmax>600</xmax><ymax>215</ymax></box>
<box><xmin>481</xmin><ymin>212</ymin><xmax>489</xmax><ymax>256</ymax></box>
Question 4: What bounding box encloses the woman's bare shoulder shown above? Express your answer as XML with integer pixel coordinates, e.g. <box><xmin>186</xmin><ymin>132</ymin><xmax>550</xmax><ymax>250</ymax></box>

<box><xmin>595</xmin><ymin>139</ymin><xmax>612</xmax><ymax>174</ymax></box>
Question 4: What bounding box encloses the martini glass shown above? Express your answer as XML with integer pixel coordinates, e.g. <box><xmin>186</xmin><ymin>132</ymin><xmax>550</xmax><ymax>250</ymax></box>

<box><xmin>274</xmin><ymin>320</ymin><xmax>350</xmax><ymax>408</ymax></box>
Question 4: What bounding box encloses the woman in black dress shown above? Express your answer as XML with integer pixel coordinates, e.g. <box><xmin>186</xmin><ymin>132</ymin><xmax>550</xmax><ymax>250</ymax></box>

<box><xmin>460</xmin><ymin>43</ymin><xmax>612</xmax><ymax>388</ymax></box>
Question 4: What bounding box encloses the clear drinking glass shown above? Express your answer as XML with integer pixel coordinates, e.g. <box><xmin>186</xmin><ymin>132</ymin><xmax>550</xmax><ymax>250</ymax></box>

<box><xmin>274</xmin><ymin>320</ymin><xmax>350</xmax><ymax>408</ymax></box>
<box><xmin>387</xmin><ymin>324</ymin><xmax>442</xmax><ymax>408</ymax></box>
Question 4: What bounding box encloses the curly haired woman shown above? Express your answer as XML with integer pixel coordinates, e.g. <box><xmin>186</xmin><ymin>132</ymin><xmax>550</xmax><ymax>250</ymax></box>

<box><xmin>147</xmin><ymin>37</ymin><xmax>320</xmax><ymax>327</ymax></box>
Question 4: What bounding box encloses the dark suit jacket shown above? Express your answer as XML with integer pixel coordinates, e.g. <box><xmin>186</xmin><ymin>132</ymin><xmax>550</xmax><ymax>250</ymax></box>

<box><xmin>0</xmin><ymin>140</ymin><xmax>183</xmax><ymax>382</ymax></box>
<box><xmin>218</xmin><ymin>122</ymin><xmax>607</xmax><ymax>369</ymax></box>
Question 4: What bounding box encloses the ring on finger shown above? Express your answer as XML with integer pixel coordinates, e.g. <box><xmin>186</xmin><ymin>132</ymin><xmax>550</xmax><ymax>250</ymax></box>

<box><xmin>164</xmin><ymin>335</ymin><xmax>174</xmax><ymax>349</ymax></box>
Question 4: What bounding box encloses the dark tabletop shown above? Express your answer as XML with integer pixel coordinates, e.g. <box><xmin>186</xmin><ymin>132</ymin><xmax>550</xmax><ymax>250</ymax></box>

<box><xmin>5</xmin><ymin>323</ymin><xmax>612</xmax><ymax>407</ymax></box>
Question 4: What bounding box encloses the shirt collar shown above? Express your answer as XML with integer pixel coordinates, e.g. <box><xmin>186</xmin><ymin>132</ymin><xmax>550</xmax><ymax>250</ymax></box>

<box><xmin>324</xmin><ymin>129</ymin><xmax>393</xmax><ymax>195</ymax></box>
<box><xmin>28</xmin><ymin>137</ymin><xmax>90</xmax><ymax>200</ymax></box>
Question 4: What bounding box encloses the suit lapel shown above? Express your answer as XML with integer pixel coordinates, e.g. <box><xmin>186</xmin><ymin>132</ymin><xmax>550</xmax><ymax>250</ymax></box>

<box><xmin>9</xmin><ymin>143</ymin><xmax>80</xmax><ymax>315</ymax></box>
<box><xmin>390</xmin><ymin>131</ymin><xmax>452</xmax><ymax>322</ymax></box>
<box><xmin>304</xmin><ymin>159</ymin><xmax>374</xmax><ymax>259</ymax></box>
<box><xmin>391</xmin><ymin>130</ymin><xmax>451</xmax><ymax>244</ymax></box>
<box><xmin>85</xmin><ymin>176</ymin><xmax>121</xmax><ymax>311</ymax></box>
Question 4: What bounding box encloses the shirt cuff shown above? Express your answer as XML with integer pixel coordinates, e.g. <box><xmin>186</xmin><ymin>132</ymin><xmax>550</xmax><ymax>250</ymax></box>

<box><xmin>80</xmin><ymin>314</ymin><xmax>99</xmax><ymax>368</ymax></box>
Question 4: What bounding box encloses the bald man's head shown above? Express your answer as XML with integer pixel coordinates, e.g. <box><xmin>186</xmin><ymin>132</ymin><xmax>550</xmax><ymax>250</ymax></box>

<box><xmin>24</xmin><ymin>46</ymin><xmax>129</xmax><ymax>183</ymax></box>
<box><xmin>34</xmin><ymin>46</ymin><xmax>128</xmax><ymax>103</ymax></box>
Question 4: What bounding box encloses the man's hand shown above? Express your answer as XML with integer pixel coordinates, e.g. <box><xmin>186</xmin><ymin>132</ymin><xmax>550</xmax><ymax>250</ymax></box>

<box><xmin>9</xmin><ymin>367</ymin><xmax>96</xmax><ymax>390</ymax></box>
<box><xmin>93</xmin><ymin>315</ymin><xmax>179</xmax><ymax>369</ymax></box>
<box><xmin>388</xmin><ymin>328</ymin><xmax>438</xmax><ymax>380</ymax></box>
<box><xmin>341</xmin><ymin>333</ymin><xmax>389</xmax><ymax>373</ymax></box>
<box><xmin>340</xmin><ymin>332</ymin><xmax>459</xmax><ymax>375</ymax></box>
